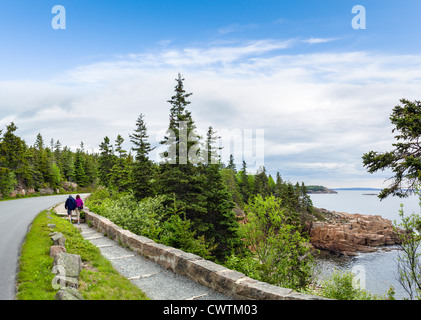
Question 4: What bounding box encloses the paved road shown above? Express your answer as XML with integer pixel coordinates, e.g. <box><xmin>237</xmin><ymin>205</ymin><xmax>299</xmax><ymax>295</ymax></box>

<box><xmin>0</xmin><ymin>195</ymin><xmax>74</xmax><ymax>300</ymax></box>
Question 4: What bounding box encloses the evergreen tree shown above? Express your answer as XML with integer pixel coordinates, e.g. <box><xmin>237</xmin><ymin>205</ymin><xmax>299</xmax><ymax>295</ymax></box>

<box><xmin>238</xmin><ymin>161</ymin><xmax>251</xmax><ymax>203</ymax></box>
<box><xmin>61</xmin><ymin>147</ymin><xmax>75</xmax><ymax>182</ymax></box>
<box><xmin>158</xmin><ymin>74</ymin><xmax>207</xmax><ymax>224</ymax></box>
<box><xmin>0</xmin><ymin>167</ymin><xmax>17</xmax><ymax>197</ymax></box>
<box><xmin>109</xmin><ymin>135</ymin><xmax>131</xmax><ymax>192</ymax></box>
<box><xmin>129</xmin><ymin>114</ymin><xmax>155</xmax><ymax>199</ymax></box>
<box><xmin>274</xmin><ymin>172</ymin><xmax>284</xmax><ymax>198</ymax></box>
<box><xmin>202</xmin><ymin>127</ymin><xmax>241</xmax><ymax>260</ymax></box>
<box><xmin>33</xmin><ymin>133</ymin><xmax>54</xmax><ymax>187</ymax></box>
<box><xmin>254</xmin><ymin>166</ymin><xmax>270</xmax><ymax>197</ymax></box>
<box><xmin>226</xmin><ymin>154</ymin><xmax>237</xmax><ymax>173</ymax></box>
<box><xmin>115</xmin><ymin>134</ymin><xmax>127</xmax><ymax>159</ymax></box>
<box><xmin>0</xmin><ymin>123</ymin><xmax>27</xmax><ymax>175</ymax></box>
<box><xmin>98</xmin><ymin>136</ymin><xmax>115</xmax><ymax>187</ymax></box>
<box><xmin>83</xmin><ymin>151</ymin><xmax>98</xmax><ymax>186</ymax></box>
<box><xmin>363</xmin><ymin>99</ymin><xmax>421</xmax><ymax>199</ymax></box>
<box><xmin>74</xmin><ymin>149</ymin><xmax>87</xmax><ymax>187</ymax></box>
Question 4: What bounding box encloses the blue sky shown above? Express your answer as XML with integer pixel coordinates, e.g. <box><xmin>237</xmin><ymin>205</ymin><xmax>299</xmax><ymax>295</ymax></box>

<box><xmin>1</xmin><ymin>1</ymin><xmax>421</xmax><ymax>188</ymax></box>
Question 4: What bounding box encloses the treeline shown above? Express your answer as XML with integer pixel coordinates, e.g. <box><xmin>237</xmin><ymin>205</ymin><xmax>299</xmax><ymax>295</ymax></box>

<box><xmin>0</xmin><ymin>123</ymin><xmax>98</xmax><ymax>197</ymax></box>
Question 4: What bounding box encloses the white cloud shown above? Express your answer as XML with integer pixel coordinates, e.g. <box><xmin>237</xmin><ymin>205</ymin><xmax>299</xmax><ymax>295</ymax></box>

<box><xmin>1</xmin><ymin>39</ymin><xmax>420</xmax><ymax>187</ymax></box>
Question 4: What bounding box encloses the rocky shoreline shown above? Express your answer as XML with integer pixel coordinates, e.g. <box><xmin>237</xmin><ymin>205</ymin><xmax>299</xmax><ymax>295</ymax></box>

<box><xmin>309</xmin><ymin>208</ymin><xmax>402</xmax><ymax>256</ymax></box>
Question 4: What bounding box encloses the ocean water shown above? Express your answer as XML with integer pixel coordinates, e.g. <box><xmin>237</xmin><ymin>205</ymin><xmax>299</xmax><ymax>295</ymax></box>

<box><xmin>309</xmin><ymin>190</ymin><xmax>420</xmax><ymax>300</ymax></box>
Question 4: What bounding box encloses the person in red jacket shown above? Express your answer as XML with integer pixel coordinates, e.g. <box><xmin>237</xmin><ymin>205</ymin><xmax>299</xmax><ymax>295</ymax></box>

<box><xmin>75</xmin><ymin>194</ymin><xmax>84</xmax><ymax>225</ymax></box>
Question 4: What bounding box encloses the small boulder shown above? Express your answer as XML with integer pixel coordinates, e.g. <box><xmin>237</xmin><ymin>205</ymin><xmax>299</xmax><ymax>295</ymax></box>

<box><xmin>50</xmin><ymin>232</ymin><xmax>65</xmax><ymax>246</ymax></box>
<box><xmin>50</xmin><ymin>245</ymin><xmax>66</xmax><ymax>258</ymax></box>
<box><xmin>55</xmin><ymin>287</ymin><xmax>84</xmax><ymax>300</ymax></box>
<box><xmin>53</xmin><ymin>252</ymin><xmax>82</xmax><ymax>278</ymax></box>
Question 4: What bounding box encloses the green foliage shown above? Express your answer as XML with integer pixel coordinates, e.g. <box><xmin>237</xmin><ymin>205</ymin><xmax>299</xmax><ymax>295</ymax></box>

<box><xmin>130</xmin><ymin>114</ymin><xmax>155</xmax><ymax>199</ymax></box>
<box><xmin>86</xmin><ymin>190</ymin><xmax>215</xmax><ymax>259</ymax></box>
<box><xmin>319</xmin><ymin>270</ymin><xmax>381</xmax><ymax>300</ymax></box>
<box><xmin>227</xmin><ymin>195</ymin><xmax>314</xmax><ymax>290</ymax></box>
<box><xmin>363</xmin><ymin>99</ymin><xmax>421</xmax><ymax>199</ymax></box>
<box><xmin>0</xmin><ymin>123</ymin><xmax>98</xmax><ymax>197</ymax></box>
<box><xmin>159</xmin><ymin>206</ymin><xmax>215</xmax><ymax>260</ymax></box>
<box><xmin>51</xmin><ymin>163</ymin><xmax>61</xmax><ymax>187</ymax></box>
<box><xmin>220</xmin><ymin>168</ymin><xmax>244</xmax><ymax>207</ymax></box>
<box><xmin>0</xmin><ymin>167</ymin><xmax>17</xmax><ymax>197</ymax></box>
<box><xmin>393</xmin><ymin>197</ymin><xmax>421</xmax><ymax>300</ymax></box>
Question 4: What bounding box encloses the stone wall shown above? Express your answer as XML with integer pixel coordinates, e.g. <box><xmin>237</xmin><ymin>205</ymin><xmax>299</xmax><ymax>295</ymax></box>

<box><xmin>48</xmin><ymin>217</ymin><xmax>83</xmax><ymax>300</ymax></box>
<box><xmin>83</xmin><ymin>207</ymin><xmax>328</xmax><ymax>300</ymax></box>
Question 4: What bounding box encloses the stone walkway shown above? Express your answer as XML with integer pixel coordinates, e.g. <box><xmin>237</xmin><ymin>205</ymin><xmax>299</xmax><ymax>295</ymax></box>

<box><xmin>54</xmin><ymin>200</ymin><xmax>231</xmax><ymax>300</ymax></box>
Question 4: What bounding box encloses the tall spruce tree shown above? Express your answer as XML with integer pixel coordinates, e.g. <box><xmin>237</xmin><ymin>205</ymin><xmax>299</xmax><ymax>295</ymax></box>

<box><xmin>238</xmin><ymin>160</ymin><xmax>251</xmax><ymax>203</ymax></box>
<box><xmin>74</xmin><ymin>149</ymin><xmax>87</xmax><ymax>187</ymax></box>
<box><xmin>98</xmin><ymin>136</ymin><xmax>115</xmax><ymax>187</ymax></box>
<box><xmin>158</xmin><ymin>74</ymin><xmax>207</xmax><ymax>224</ymax></box>
<box><xmin>202</xmin><ymin>127</ymin><xmax>241</xmax><ymax>260</ymax></box>
<box><xmin>109</xmin><ymin>134</ymin><xmax>131</xmax><ymax>192</ymax></box>
<box><xmin>129</xmin><ymin>114</ymin><xmax>155</xmax><ymax>199</ymax></box>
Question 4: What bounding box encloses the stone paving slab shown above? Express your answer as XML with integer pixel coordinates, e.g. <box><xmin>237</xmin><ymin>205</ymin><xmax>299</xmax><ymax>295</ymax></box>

<box><xmin>77</xmin><ymin>222</ymin><xmax>231</xmax><ymax>300</ymax></box>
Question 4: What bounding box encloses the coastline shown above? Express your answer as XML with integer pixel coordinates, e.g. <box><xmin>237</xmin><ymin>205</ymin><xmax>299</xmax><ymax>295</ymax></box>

<box><xmin>309</xmin><ymin>207</ymin><xmax>401</xmax><ymax>256</ymax></box>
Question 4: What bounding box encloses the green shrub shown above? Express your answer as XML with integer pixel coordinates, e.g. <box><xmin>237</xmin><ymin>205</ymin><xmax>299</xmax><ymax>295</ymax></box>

<box><xmin>320</xmin><ymin>270</ymin><xmax>381</xmax><ymax>300</ymax></box>
<box><xmin>239</xmin><ymin>195</ymin><xmax>314</xmax><ymax>290</ymax></box>
<box><xmin>86</xmin><ymin>189</ymin><xmax>215</xmax><ymax>259</ymax></box>
<box><xmin>159</xmin><ymin>211</ymin><xmax>214</xmax><ymax>260</ymax></box>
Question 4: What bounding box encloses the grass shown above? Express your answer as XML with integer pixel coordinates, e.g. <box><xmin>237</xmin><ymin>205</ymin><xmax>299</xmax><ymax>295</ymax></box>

<box><xmin>16</xmin><ymin>208</ymin><xmax>150</xmax><ymax>300</ymax></box>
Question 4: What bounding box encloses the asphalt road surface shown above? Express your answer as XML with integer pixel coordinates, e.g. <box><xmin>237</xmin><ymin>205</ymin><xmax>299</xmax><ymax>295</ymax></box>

<box><xmin>0</xmin><ymin>195</ymin><xmax>71</xmax><ymax>300</ymax></box>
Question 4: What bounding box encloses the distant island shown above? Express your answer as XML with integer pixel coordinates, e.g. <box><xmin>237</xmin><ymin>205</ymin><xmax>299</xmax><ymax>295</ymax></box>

<box><xmin>333</xmin><ymin>187</ymin><xmax>382</xmax><ymax>191</ymax></box>
<box><xmin>306</xmin><ymin>185</ymin><xmax>338</xmax><ymax>194</ymax></box>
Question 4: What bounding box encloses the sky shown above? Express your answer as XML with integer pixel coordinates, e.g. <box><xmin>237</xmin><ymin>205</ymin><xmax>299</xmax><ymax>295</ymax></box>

<box><xmin>0</xmin><ymin>0</ymin><xmax>421</xmax><ymax>189</ymax></box>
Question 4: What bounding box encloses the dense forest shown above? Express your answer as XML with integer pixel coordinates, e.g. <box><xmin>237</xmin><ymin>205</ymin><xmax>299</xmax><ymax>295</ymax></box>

<box><xmin>0</xmin><ymin>123</ymin><xmax>98</xmax><ymax>197</ymax></box>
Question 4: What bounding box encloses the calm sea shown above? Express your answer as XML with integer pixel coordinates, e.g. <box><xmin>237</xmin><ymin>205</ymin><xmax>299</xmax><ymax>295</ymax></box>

<box><xmin>309</xmin><ymin>190</ymin><xmax>420</xmax><ymax>300</ymax></box>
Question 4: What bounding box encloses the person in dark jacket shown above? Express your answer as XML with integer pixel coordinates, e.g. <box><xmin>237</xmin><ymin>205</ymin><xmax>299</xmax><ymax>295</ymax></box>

<box><xmin>64</xmin><ymin>195</ymin><xmax>77</xmax><ymax>223</ymax></box>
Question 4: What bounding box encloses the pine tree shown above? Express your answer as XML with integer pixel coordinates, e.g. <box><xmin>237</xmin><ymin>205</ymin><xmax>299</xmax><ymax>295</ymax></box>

<box><xmin>254</xmin><ymin>166</ymin><xmax>270</xmax><ymax>197</ymax></box>
<box><xmin>61</xmin><ymin>147</ymin><xmax>75</xmax><ymax>182</ymax></box>
<box><xmin>83</xmin><ymin>151</ymin><xmax>98</xmax><ymax>186</ymax></box>
<box><xmin>0</xmin><ymin>123</ymin><xmax>27</xmax><ymax>174</ymax></box>
<box><xmin>33</xmin><ymin>133</ymin><xmax>54</xmax><ymax>187</ymax></box>
<box><xmin>226</xmin><ymin>154</ymin><xmax>237</xmax><ymax>173</ymax></box>
<box><xmin>158</xmin><ymin>74</ymin><xmax>207</xmax><ymax>224</ymax></box>
<box><xmin>238</xmin><ymin>160</ymin><xmax>251</xmax><ymax>203</ymax></box>
<box><xmin>98</xmin><ymin>136</ymin><xmax>115</xmax><ymax>187</ymax></box>
<box><xmin>129</xmin><ymin>114</ymin><xmax>155</xmax><ymax>199</ymax></box>
<box><xmin>74</xmin><ymin>149</ymin><xmax>87</xmax><ymax>187</ymax></box>
<box><xmin>202</xmin><ymin>127</ymin><xmax>241</xmax><ymax>260</ymax></box>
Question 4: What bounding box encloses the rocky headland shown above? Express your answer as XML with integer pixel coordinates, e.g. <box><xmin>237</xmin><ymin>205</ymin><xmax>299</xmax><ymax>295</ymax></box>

<box><xmin>306</xmin><ymin>186</ymin><xmax>338</xmax><ymax>194</ymax></box>
<box><xmin>310</xmin><ymin>208</ymin><xmax>402</xmax><ymax>256</ymax></box>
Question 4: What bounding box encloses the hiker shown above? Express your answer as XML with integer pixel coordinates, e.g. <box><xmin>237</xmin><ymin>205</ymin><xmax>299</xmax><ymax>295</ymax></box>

<box><xmin>64</xmin><ymin>195</ymin><xmax>77</xmax><ymax>223</ymax></box>
<box><xmin>75</xmin><ymin>194</ymin><xmax>84</xmax><ymax>225</ymax></box>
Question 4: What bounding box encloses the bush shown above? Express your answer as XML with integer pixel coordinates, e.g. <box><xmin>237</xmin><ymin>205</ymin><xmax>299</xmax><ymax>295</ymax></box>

<box><xmin>226</xmin><ymin>195</ymin><xmax>315</xmax><ymax>291</ymax></box>
<box><xmin>159</xmin><ymin>202</ymin><xmax>215</xmax><ymax>259</ymax></box>
<box><xmin>87</xmin><ymin>191</ymin><xmax>165</xmax><ymax>240</ymax></box>
<box><xmin>320</xmin><ymin>270</ymin><xmax>381</xmax><ymax>300</ymax></box>
<box><xmin>86</xmin><ymin>189</ymin><xmax>215</xmax><ymax>258</ymax></box>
